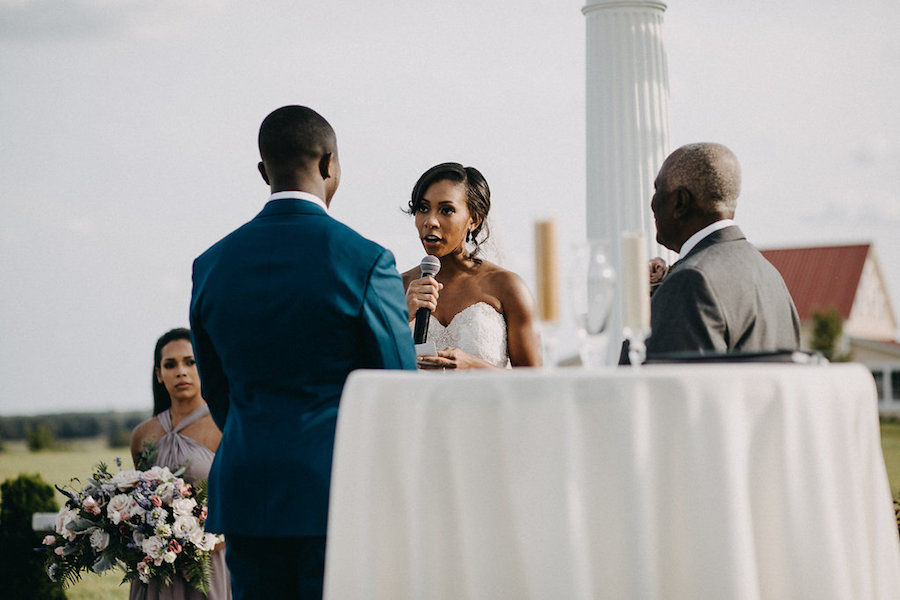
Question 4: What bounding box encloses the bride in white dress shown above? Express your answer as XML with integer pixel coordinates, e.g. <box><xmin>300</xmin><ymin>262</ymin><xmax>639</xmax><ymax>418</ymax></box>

<box><xmin>401</xmin><ymin>163</ymin><xmax>542</xmax><ymax>369</ymax></box>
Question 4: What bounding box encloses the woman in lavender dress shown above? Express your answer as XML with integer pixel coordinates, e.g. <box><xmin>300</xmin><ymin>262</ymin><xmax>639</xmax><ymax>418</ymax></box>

<box><xmin>129</xmin><ymin>328</ymin><xmax>231</xmax><ymax>600</ymax></box>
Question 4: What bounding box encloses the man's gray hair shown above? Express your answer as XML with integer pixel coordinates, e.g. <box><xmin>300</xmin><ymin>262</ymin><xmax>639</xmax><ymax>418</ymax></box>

<box><xmin>666</xmin><ymin>143</ymin><xmax>741</xmax><ymax>213</ymax></box>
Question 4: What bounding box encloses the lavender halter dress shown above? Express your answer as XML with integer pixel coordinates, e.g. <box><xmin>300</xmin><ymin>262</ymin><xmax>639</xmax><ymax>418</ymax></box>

<box><xmin>129</xmin><ymin>405</ymin><xmax>232</xmax><ymax>600</ymax></box>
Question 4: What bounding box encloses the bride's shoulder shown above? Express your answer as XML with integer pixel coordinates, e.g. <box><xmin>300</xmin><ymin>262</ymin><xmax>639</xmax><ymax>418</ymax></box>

<box><xmin>477</xmin><ymin>263</ymin><xmax>534</xmax><ymax>307</ymax></box>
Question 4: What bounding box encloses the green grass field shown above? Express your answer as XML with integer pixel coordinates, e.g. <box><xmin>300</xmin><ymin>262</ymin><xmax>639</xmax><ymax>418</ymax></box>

<box><xmin>3</xmin><ymin>425</ymin><xmax>900</xmax><ymax>598</ymax></box>
<box><xmin>881</xmin><ymin>420</ymin><xmax>900</xmax><ymax>497</ymax></box>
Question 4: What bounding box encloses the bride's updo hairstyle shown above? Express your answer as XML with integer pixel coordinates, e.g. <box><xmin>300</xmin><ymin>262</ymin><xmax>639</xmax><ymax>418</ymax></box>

<box><xmin>407</xmin><ymin>162</ymin><xmax>491</xmax><ymax>261</ymax></box>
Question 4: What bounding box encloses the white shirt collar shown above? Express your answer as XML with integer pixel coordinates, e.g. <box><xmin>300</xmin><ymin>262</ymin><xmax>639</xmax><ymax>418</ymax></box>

<box><xmin>268</xmin><ymin>190</ymin><xmax>328</xmax><ymax>212</ymax></box>
<box><xmin>678</xmin><ymin>219</ymin><xmax>735</xmax><ymax>259</ymax></box>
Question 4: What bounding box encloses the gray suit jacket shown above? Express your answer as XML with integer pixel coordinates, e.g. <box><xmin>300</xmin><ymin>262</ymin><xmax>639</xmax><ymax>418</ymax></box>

<box><xmin>643</xmin><ymin>226</ymin><xmax>800</xmax><ymax>357</ymax></box>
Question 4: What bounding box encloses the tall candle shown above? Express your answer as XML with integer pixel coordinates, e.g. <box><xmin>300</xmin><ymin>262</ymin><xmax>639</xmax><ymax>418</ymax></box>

<box><xmin>622</xmin><ymin>232</ymin><xmax>650</xmax><ymax>332</ymax></box>
<box><xmin>535</xmin><ymin>220</ymin><xmax>560</xmax><ymax>322</ymax></box>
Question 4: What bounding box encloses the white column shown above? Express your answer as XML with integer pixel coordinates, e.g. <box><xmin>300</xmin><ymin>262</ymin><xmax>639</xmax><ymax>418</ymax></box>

<box><xmin>582</xmin><ymin>0</ymin><xmax>670</xmax><ymax>357</ymax></box>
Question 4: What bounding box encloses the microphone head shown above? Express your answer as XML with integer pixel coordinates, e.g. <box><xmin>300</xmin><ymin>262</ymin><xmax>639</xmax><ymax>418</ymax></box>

<box><xmin>420</xmin><ymin>255</ymin><xmax>441</xmax><ymax>278</ymax></box>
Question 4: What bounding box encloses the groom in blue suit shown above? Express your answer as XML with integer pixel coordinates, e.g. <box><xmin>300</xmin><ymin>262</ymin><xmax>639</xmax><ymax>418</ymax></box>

<box><xmin>190</xmin><ymin>105</ymin><xmax>417</xmax><ymax>599</ymax></box>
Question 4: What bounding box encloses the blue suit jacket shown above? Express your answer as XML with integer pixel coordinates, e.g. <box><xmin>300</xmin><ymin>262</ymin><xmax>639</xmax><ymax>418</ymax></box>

<box><xmin>190</xmin><ymin>198</ymin><xmax>417</xmax><ymax>537</ymax></box>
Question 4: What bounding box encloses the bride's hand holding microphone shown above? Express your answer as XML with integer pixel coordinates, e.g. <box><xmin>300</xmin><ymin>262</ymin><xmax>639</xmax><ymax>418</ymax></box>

<box><xmin>404</xmin><ymin>257</ymin><xmax>490</xmax><ymax>370</ymax></box>
<box><xmin>405</xmin><ymin>262</ymin><xmax>450</xmax><ymax>370</ymax></box>
<box><xmin>405</xmin><ymin>272</ymin><xmax>442</xmax><ymax>319</ymax></box>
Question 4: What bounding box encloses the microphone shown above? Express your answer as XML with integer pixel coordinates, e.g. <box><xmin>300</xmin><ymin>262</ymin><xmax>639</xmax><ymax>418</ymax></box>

<box><xmin>413</xmin><ymin>255</ymin><xmax>441</xmax><ymax>344</ymax></box>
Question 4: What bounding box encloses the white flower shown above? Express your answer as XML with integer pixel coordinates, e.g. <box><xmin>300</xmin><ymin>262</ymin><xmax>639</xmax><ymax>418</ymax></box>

<box><xmin>188</xmin><ymin>527</ymin><xmax>206</xmax><ymax>547</ymax></box>
<box><xmin>155</xmin><ymin>481</ymin><xmax>176</xmax><ymax>504</ymax></box>
<box><xmin>171</xmin><ymin>497</ymin><xmax>197</xmax><ymax>518</ymax></box>
<box><xmin>172</xmin><ymin>515</ymin><xmax>200</xmax><ymax>539</ymax></box>
<box><xmin>106</xmin><ymin>494</ymin><xmax>130</xmax><ymax>524</ymax></box>
<box><xmin>89</xmin><ymin>528</ymin><xmax>110</xmax><ymax>551</ymax></box>
<box><xmin>141</xmin><ymin>535</ymin><xmax>165</xmax><ymax>557</ymax></box>
<box><xmin>163</xmin><ymin>550</ymin><xmax>178</xmax><ymax>564</ymax></box>
<box><xmin>128</xmin><ymin>500</ymin><xmax>147</xmax><ymax>521</ymax></box>
<box><xmin>141</xmin><ymin>466</ymin><xmax>168</xmax><ymax>484</ymax></box>
<box><xmin>111</xmin><ymin>469</ymin><xmax>142</xmax><ymax>490</ymax></box>
<box><xmin>155</xmin><ymin>523</ymin><xmax>172</xmax><ymax>538</ymax></box>
<box><xmin>199</xmin><ymin>532</ymin><xmax>222</xmax><ymax>552</ymax></box>
<box><xmin>145</xmin><ymin>507</ymin><xmax>167</xmax><ymax>527</ymax></box>
<box><xmin>55</xmin><ymin>508</ymin><xmax>79</xmax><ymax>541</ymax></box>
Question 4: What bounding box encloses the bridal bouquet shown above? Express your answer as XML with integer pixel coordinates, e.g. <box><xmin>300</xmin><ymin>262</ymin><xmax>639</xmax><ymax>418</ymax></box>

<box><xmin>42</xmin><ymin>460</ymin><xmax>223</xmax><ymax>594</ymax></box>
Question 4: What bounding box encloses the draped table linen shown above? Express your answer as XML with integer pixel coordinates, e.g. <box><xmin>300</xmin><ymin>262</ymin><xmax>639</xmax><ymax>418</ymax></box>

<box><xmin>324</xmin><ymin>364</ymin><xmax>900</xmax><ymax>599</ymax></box>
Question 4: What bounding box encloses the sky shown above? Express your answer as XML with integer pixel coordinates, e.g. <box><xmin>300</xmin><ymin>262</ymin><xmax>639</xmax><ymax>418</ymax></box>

<box><xmin>1</xmin><ymin>0</ymin><xmax>898</xmax><ymax>416</ymax></box>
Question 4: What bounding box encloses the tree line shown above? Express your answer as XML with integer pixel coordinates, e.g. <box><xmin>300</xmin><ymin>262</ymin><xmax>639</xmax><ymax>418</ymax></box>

<box><xmin>0</xmin><ymin>411</ymin><xmax>148</xmax><ymax>450</ymax></box>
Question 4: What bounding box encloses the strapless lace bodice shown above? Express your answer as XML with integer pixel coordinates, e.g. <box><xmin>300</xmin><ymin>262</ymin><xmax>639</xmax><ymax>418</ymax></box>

<box><xmin>428</xmin><ymin>302</ymin><xmax>510</xmax><ymax>368</ymax></box>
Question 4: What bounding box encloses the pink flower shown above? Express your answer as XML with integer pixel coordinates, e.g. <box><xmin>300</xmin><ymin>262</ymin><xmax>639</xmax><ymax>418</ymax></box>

<box><xmin>54</xmin><ymin>546</ymin><xmax>65</xmax><ymax>556</ymax></box>
<box><xmin>176</xmin><ymin>480</ymin><xmax>192</xmax><ymax>497</ymax></box>
<box><xmin>137</xmin><ymin>558</ymin><xmax>151</xmax><ymax>583</ymax></box>
<box><xmin>43</xmin><ymin>534</ymin><xmax>56</xmax><ymax>545</ymax></box>
<box><xmin>150</xmin><ymin>495</ymin><xmax>162</xmax><ymax>507</ymax></box>
<box><xmin>82</xmin><ymin>496</ymin><xmax>102</xmax><ymax>515</ymax></box>
<box><xmin>649</xmin><ymin>257</ymin><xmax>668</xmax><ymax>286</ymax></box>
<box><xmin>168</xmin><ymin>539</ymin><xmax>182</xmax><ymax>554</ymax></box>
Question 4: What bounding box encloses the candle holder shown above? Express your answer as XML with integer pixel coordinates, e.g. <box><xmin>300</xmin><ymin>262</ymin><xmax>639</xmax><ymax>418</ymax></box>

<box><xmin>538</xmin><ymin>320</ymin><xmax>560</xmax><ymax>368</ymax></box>
<box><xmin>624</xmin><ymin>326</ymin><xmax>649</xmax><ymax>368</ymax></box>
<box><xmin>568</xmin><ymin>240</ymin><xmax>616</xmax><ymax>368</ymax></box>
<box><xmin>621</xmin><ymin>232</ymin><xmax>650</xmax><ymax>368</ymax></box>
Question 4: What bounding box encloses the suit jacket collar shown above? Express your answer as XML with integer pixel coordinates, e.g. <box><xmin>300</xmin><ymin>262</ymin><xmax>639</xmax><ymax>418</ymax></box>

<box><xmin>255</xmin><ymin>197</ymin><xmax>329</xmax><ymax>220</ymax></box>
<box><xmin>666</xmin><ymin>226</ymin><xmax>746</xmax><ymax>275</ymax></box>
<box><xmin>683</xmin><ymin>225</ymin><xmax>745</xmax><ymax>260</ymax></box>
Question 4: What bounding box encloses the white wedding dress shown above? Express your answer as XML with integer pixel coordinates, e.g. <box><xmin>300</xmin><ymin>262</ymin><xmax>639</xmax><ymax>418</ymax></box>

<box><xmin>427</xmin><ymin>302</ymin><xmax>510</xmax><ymax>368</ymax></box>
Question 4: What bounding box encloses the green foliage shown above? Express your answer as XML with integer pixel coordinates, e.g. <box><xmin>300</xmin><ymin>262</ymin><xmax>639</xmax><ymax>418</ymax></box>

<box><xmin>810</xmin><ymin>306</ymin><xmax>853</xmax><ymax>362</ymax></box>
<box><xmin>134</xmin><ymin>439</ymin><xmax>158</xmax><ymax>472</ymax></box>
<box><xmin>180</xmin><ymin>548</ymin><xmax>214</xmax><ymax>595</ymax></box>
<box><xmin>0</xmin><ymin>473</ymin><xmax>67</xmax><ymax>599</ymax></box>
<box><xmin>27</xmin><ymin>423</ymin><xmax>57</xmax><ymax>451</ymax></box>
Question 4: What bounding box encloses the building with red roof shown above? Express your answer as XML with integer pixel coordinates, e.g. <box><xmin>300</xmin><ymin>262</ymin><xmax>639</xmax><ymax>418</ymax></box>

<box><xmin>761</xmin><ymin>243</ymin><xmax>900</xmax><ymax>410</ymax></box>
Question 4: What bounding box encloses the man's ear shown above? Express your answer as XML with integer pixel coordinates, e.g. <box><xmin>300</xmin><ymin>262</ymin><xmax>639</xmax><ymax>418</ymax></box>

<box><xmin>258</xmin><ymin>161</ymin><xmax>270</xmax><ymax>185</ymax></box>
<box><xmin>318</xmin><ymin>153</ymin><xmax>334</xmax><ymax>180</ymax></box>
<box><xmin>672</xmin><ymin>187</ymin><xmax>693</xmax><ymax>219</ymax></box>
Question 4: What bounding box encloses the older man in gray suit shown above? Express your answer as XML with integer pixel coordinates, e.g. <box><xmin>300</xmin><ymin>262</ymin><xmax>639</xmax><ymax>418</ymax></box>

<box><xmin>638</xmin><ymin>142</ymin><xmax>800</xmax><ymax>359</ymax></box>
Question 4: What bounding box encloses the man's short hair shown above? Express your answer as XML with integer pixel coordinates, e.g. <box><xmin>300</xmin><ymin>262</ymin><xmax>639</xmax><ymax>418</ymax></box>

<box><xmin>258</xmin><ymin>105</ymin><xmax>336</xmax><ymax>170</ymax></box>
<box><xmin>667</xmin><ymin>143</ymin><xmax>741</xmax><ymax>213</ymax></box>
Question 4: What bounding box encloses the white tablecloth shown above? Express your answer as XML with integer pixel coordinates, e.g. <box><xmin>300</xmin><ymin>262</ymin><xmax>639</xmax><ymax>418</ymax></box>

<box><xmin>324</xmin><ymin>364</ymin><xmax>900</xmax><ymax>599</ymax></box>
